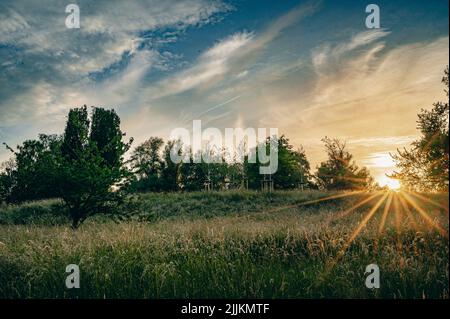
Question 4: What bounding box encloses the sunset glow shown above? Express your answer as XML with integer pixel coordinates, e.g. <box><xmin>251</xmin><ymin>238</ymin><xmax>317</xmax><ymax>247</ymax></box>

<box><xmin>377</xmin><ymin>175</ymin><xmax>401</xmax><ymax>190</ymax></box>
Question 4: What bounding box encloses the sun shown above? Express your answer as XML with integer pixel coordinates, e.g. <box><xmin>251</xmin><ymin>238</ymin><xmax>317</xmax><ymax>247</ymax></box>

<box><xmin>385</xmin><ymin>178</ymin><xmax>401</xmax><ymax>190</ymax></box>
<box><xmin>378</xmin><ymin>175</ymin><xmax>401</xmax><ymax>190</ymax></box>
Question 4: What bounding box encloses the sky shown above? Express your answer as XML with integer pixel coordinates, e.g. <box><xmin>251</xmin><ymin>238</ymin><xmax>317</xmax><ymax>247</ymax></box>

<box><xmin>0</xmin><ymin>0</ymin><xmax>448</xmax><ymax>186</ymax></box>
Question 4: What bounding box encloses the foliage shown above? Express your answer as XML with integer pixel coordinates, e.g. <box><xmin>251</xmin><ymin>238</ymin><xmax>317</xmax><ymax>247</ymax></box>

<box><xmin>273</xmin><ymin>136</ymin><xmax>311</xmax><ymax>189</ymax></box>
<box><xmin>160</xmin><ymin>140</ymin><xmax>181</xmax><ymax>191</ymax></box>
<box><xmin>315</xmin><ymin>137</ymin><xmax>374</xmax><ymax>190</ymax></box>
<box><xmin>391</xmin><ymin>66</ymin><xmax>449</xmax><ymax>192</ymax></box>
<box><xmin>0</xmin><ymin>134</ymin><xmax>61</xmax><ymax>203</ymax></box>
<box><xmin>245</xmin><ymin>135</ymin><xmax>312</xmax><ymax>190</ymax></box>
<box><xmin>58</xmin><ymin>106</ymin><xmax>132</xmax><ymax>229</ymax></box>
<box><xmin>129</xmin><ymin>137</ymin><xmax>164</xmax><ymax>192</ymax></box>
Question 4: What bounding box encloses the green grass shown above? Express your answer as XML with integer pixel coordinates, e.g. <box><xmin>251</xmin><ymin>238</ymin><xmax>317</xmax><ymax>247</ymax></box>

<box><xmin>0</xmin><ymin>190</ymin><xmax>448</xmax><ymax>298</ymax></box>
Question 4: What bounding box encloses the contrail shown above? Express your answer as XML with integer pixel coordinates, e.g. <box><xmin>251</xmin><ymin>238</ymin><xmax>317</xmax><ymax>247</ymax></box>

<box><xmin>195</xmin><ymin>95</ymin><xmax>242</xmax><ymax>119</ymax></box>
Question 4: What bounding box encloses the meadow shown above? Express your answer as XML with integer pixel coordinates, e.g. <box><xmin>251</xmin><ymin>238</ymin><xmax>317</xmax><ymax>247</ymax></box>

<box><xmin>0</xmin><ymin>190</ymin><xmax>448</xmax><ymax>299</ymax></box>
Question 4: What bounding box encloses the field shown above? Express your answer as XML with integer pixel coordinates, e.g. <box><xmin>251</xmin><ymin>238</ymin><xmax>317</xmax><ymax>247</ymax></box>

<box><xmin>0</xmin><ymin>190</ymin><xmax>448</xmax><ymax>299</ymax></box>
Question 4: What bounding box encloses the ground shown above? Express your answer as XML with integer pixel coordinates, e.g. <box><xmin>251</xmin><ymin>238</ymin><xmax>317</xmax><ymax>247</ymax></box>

<box><xmin>0</xmin><ymin>190</ymin><xmax>448</xmax><ymax>298</ymax></box>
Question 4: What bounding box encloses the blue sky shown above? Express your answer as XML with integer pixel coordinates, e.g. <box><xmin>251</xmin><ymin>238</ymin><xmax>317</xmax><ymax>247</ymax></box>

<box><xmin>0</xmin><ymin>0</ymin><xmax>448</xmax><ymax>184</ymax></box>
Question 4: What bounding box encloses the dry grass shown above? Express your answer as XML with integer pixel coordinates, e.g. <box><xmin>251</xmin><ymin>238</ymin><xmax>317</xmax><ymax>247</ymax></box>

<box><xmin>0</xmin><ymin>190</ymin><xmax>448</xmax><ymax>298</ymax></box>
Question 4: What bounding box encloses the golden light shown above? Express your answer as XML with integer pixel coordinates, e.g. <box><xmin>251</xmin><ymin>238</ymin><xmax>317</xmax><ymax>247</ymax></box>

<box><xmin>298</xmin><ymin>182</ymin><xmax>449</xmax><ymax>280</ymax></box>
<box><xmin>378</xmin><ymin>175</ymin><xmax>401</xmax><ymax>190</ymax></box>
<box><xmin>386</xmin><ymin>178</ymin><xmax>400</xmax><ymax>190</ymax></box>
<box><xmin>368</xmin><ymin>152</ymin><xmax>396</xmax><ymax>168</ymax></box>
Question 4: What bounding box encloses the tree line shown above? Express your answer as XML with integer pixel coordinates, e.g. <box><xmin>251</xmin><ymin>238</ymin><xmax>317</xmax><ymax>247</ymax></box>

<box><xmin>0</xmin><ymin>106</ymin><xmax>374</xmax><ymax>227</ymax></box>
<box><xmin>1</xmin><ymin>66</ymin><xmax>447</xmax><ymax>227</ymax></box>
<box><xmin>0</xmin><ymin>109</ymin><xmax>376</xmax><ymax>202</ymax></box>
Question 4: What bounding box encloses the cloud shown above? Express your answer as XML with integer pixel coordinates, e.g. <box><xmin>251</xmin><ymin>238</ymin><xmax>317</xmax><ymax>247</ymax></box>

<box><xmin>347</xmin><ymin>136</ymin><xmax>417</xmax><ymax>147</ymax></box>
<box><xmin>312</xmin><ymin>29</ymin><xmax>391</xmax><ymax>71</ymax></box>
<box><xmin>262</xmin><ymin>1</ymin><xmax>320</xmax><ymax>41</ymax></box>
<box><xmin>147</xmin><ymin>1</ymin><xmax>320</xmax><ymax>99</ymax></box>
<box><xmin>0</xmin><ymin>8</ymin><xmax>30</xmax><ymax>42</ymax></box>
<box><xmin>0</xmin><ymin>0</ymin><xmax>448</xmax><ymax>183</ymax></box>
<box><xmin>361</xmin><ymin>152</ymin><xmax>396</xmax><ymax>168</ymax></box>
<box><xmin>146</xmin><ymin>31</ymin><xmax>254</xmax><ymax>99</ymax></box>
<box><xmin>336</xmin><ymin>29</ymin><xmax>391</xmax><ymax>54</ymax></box>
<box><xmin>0</xmin><ymin>0</ymin><xmax>230</xmax><ymax>126</ymax></box>
<box><xmin>264</xmin><ymin>35</ymin><xmax>448</xmax><ymax>174</ymax></box>
<box><xmin>0</xmin><ymin>0</ymin><xmax>231</xmax><ymax>165</ymax></box>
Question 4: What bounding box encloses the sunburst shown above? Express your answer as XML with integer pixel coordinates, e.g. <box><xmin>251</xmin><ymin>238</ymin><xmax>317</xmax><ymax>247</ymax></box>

<box><xmin>296</xmin><ymin>187</ymin><xmax>449</xmax><ymax>279</ymax></box>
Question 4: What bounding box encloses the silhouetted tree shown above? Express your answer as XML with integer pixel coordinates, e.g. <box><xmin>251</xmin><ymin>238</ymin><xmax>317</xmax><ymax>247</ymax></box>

<box><xmin>315</xmin><ymin>137</ymin><xmax>374</xmax><ymax>190</ymax></box>
<box><xmin>179</xmin><ymin>149</ymin><xmax>208</xmax><ymax>191</ymax></box>
<box><xmin>391</xmin><ymin>66</ymin><xmax>449</xmax><ymax>192</ymax></box>
<box><xmin>245</xmin><ymin>135</ymin><xmax>311</xmax><ymax>190</ymax></box>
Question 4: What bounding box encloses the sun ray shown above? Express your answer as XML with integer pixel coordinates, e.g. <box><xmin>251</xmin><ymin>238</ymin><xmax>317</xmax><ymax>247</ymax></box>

<box><xmin>329</xmin><ymin>191</ymin><xmax>383</xmax><ymax>222</ymax></box>
<box><xmin>405</xmin><ymin>190</ymin><xmax>449</xmax><ymax>215</ymax></box>
<box><xmin>397</xmin><ymin>193</ymin><xmax>419</xmax><ymax>231</ymax></box>
<box><xmin>342</xmin><ymin>192</ymin><xmax>389</xmax><ymax>248</ymax></box>
<box><xmin>322</xmin><ymin>192</ymin><xmax>389</xmax><ymax>277</ymax></box>
<box><xmin>378</xmin><ymin>192</ymin><xmax>393</xmax><ymax>234</ymax></box>
<box><xmin>245</xmin><ymin>190</ymin><xmax>368</xmax><ymax>218</ymax></box>
<box><xmin>400</xmin><ymin>192</ymin><xmax>448</xmax><ymax>237</ymax></box>
<box><xmin>295</xmin><ymin>190</ymin><xmax>366</xmax><ymax>206</ymax></box>
<box><xmin>392</xmin><ymin>193</ymin><xmax>403</xmax><ymax>254</ymax></box>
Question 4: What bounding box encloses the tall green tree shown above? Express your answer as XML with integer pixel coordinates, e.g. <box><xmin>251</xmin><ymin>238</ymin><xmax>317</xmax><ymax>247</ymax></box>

<box><xmin>58</xmin><ymin>106</ymin><xmax>132</xmax><ymax>229</ymax></box>
<box><xmin>391</xmin><ymin>66</ymin><xmax>449</xmax><ymax>192</ymax></box>
<box><xmin>179</xmin><ymin>149</ymin><xmax>208</xmax><ymax>191</ymax></box>
<box><xmin>90</xmin><ymin>107</ymin><xmax>125</xmax><ymax>168</ymax></box>
<box><xmin>205</xmin><ymin>147</ymin><xmax>229</xmax><ymax>190</ymax></box>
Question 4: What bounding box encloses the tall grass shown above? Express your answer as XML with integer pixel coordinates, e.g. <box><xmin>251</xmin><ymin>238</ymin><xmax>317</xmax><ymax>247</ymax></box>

<box><xmin>0</xmin><ymin>190</ymin><xmax>338</xmax><ymax>225</ymax></box>
<box><xmin>0</xmin><ymin>191</ymin><xmax>448</xmax><ymax>298</ymax></box>
<box><xmin>0</xmin><ymin>199</ymin><xmax>69</xmax><ymax>225</ymax></box>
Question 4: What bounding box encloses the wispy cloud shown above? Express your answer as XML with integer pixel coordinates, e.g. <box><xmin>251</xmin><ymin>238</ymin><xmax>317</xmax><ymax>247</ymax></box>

<box><xmin>0</xmin><ymin>0</ymin><xmax>230</xmax><ymax>126</ymax></box>
<box><xmin>147</xmin><ymin>31</ymin><xmax>254</xmax><ymax>99</ymax></box>
<box><xmin>312</xmin><ymin>29</ymin><xmax>391</xmax><ymax>71</ymax></box>
<box><xmin>146</xmin><ymin>1</ymin><xmax>320</xmax><ymax>100</ymax></box>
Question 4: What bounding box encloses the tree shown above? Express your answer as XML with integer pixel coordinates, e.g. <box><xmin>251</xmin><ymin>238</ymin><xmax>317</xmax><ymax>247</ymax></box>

<box><xmin>160</xmin><ymin>140</ymin><xmax>181</xmax><ymax>192</ymax></box>
<box><xmin>1</xmin><ymin>134</ymin><xmax>62</xmax><ymax>202</ymax></box>
<box><xmin>245</xmin><ymin>148</ymin><xmax>261</xmax><ymax>190</ymax></box>
<box><xmin>391</xmin><ymin>66</ymin><xmax>449</xmax><ymax>192</ymax></box>
<box><xmin>245</xmin><ymin>135</ymin><xmax>311</xmax><ymax>190</ymax></box>
<box><xmin>205</xmin><ymin>146</ymin><xmax>229</xmax><ymax>190</ymax></box>
<box><xmin>273</xmin><ymin>136</ymin><xmax>311</xmax><ymax>189</ymax></box>
<box><xmin>129</xmin><ymin>137</ymin><xmax>164</xmax><ymax>192</ymax></box>
<box><xmin>179</xmin><ymin>149</ymin><xmax>208</xmax><ymax>191</ymax></box>
<box><xmin>90</xmin><ymin>107</ymin><xmax>125</xmax><ymax>168</ymax></box>
<box><xmin>0</xmin><ymin>158</ymin><xmax>16</xmax><ymax>203</ymax></box>
<box><xmin>315</xmin><ymin>137</ymin><xmax>374</xmax><ymax>190</ymax></box>
<box><xmin>58</xmin><ymin>106</ymin><xmax>132</xmax><ymax>229</ymax></box>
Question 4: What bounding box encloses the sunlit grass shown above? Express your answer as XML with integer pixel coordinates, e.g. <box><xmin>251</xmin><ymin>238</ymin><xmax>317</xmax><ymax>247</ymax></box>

<box><xmin>0</xmin><ymin>190</ymin><xmax>448</xmax><ymax>298</ymax></box>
